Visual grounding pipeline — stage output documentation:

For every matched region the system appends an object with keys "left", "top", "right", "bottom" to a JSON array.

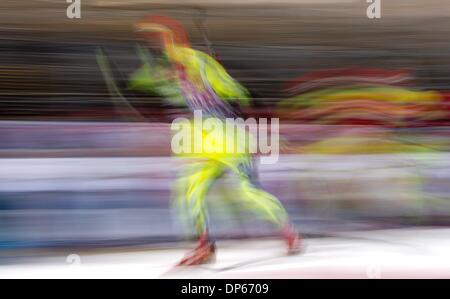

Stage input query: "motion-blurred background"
[{"left": 1, "top": 0, "right": 450, "bottom": 261}]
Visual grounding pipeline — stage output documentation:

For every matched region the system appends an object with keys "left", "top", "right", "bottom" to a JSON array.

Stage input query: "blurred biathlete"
[{"left": 129, "top": 15, "right": 301, "bottom": 266}]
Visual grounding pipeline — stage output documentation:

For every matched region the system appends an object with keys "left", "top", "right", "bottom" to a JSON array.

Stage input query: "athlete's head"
[{"left": 135, "top": 15, "right": 190, "bottom": 50}]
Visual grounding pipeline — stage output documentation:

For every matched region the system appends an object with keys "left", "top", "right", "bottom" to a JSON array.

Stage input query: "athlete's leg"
[
  {"left": 175, "top": 160, "right": 224, "bottom": 235},
  {"left": 230, "top": 158, "right": 301, "bottom": 254},
  {"left": 173, "top": 159, "right": 225, "bottom": 265},
  {"left": 235, "top": 167, "right": 289, "bottom": 227}
]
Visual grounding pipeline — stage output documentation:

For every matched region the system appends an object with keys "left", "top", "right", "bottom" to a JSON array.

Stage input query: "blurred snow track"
[{"left": 1, "top": 228, "right": 450, "bottom": 279}]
